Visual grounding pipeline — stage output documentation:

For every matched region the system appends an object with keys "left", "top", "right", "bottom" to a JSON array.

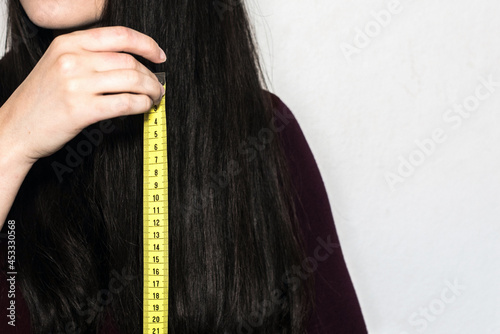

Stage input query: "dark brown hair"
[{"left": 0, "top": 0, "right": 313, "bottom": 332}]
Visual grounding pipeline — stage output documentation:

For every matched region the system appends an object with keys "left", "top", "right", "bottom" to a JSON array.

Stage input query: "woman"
[{"left": 0, "top": 0, "right": 367, "bottom": 333}]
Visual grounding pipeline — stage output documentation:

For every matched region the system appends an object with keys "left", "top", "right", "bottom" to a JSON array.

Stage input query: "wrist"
[{"left": 0, "top": 105, "right": 36, "bottom": 174}]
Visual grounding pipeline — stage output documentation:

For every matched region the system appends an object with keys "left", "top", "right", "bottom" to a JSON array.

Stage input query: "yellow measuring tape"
[{"left": 143, "top": 72, "right": 168, "bottom": 334}]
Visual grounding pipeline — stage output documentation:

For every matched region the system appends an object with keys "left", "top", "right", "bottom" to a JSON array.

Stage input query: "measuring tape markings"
[{"left": 143, "top": 72, "right": 168, "bottom": 334}]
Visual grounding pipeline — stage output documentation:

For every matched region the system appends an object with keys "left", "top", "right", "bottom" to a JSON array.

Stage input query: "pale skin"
[{"left": 0, "top": 1, "right": 167, "bottom": 229}]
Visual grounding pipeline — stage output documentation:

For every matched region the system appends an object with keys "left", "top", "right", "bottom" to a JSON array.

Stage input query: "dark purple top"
[
  {"left": 270, "top": 93, "right": 366, "bottom": 333},
  {"left": 0, "top": 93, "right": 367, "bottom": 333}
]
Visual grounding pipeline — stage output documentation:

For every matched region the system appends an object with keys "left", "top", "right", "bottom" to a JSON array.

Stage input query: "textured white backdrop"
[{"left": 2, "top": 1, "right": 500, "bottom": 333}]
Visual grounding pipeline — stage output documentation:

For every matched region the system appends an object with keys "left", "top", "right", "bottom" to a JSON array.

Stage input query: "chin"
[
  {"left": 23, "top": 4, "right": 100, "bottom": 31},
  {"left": 32, "top": 17, "right": 97, "bottom": 30}
]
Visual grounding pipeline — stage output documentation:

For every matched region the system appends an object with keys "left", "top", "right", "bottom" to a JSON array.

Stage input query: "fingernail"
[
  {"left": 160, "top": 83, "right": 165, "bottom": 96},
  {"left": 159, "top": 48, "right": 167, "bottom": 62}
]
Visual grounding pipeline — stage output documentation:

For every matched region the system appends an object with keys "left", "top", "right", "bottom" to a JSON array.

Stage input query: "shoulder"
[
  {"left": 266, "top": 91, "right": 328, "bottom": 231},
  {"left": 266, "top": 91, "right": 314, "bottom": 179},
  {"left": 265, "top": 90, "right": 323, "bottom": 196}
]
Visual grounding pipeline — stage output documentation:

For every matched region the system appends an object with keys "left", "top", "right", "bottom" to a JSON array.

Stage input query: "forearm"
[
  {"left": 0, "top": 107, "right": 34, "bottom": 229},
  {"left": 0, "top": 153, "right": 33, "bottom": 230}
]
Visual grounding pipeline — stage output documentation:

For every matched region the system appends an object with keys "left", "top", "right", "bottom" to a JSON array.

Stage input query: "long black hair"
[{"left": 1, "top": 0, "right": 313, "bottom": 332}]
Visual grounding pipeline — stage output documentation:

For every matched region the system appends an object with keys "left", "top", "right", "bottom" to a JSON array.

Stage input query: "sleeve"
[{"left": 269, "top": 92, "right": 367, "bottom": 334}]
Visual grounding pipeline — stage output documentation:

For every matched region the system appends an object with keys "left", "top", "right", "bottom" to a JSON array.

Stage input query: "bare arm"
[
  {"left": 0, "top": 26, "right": 167, "bottom": 229},
  {"left": 0, "top": 104, "right": 34, "bottom": 228}
]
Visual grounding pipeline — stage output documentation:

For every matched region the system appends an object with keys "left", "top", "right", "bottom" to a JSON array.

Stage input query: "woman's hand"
[
  {"left": 0, "top": 25, "right": 166, "bottom": 226},
  {"left": 0, "top": 25, "right": 166, "bottom": 165}
]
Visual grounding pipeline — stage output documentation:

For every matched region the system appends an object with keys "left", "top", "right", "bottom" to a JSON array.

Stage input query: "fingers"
[
  {"left": 68, "top": 26, "right": 167, "bottom": 64},
  {"left": 92, "top": 93, "right": 157, "bottom": 122},
  {"left": 89, "top": 51, "right": 154, "bottom": 77},
  {"left": 44, "top": 26, "right": 166, "bottom": 127},
  {"left": 88, "top": 69, "right": 164, "bottom": 103}
]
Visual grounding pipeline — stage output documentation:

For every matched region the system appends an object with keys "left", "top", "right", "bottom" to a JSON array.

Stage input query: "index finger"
[{"left": 70, "top": 26, "right": 166, "bottom": 63}]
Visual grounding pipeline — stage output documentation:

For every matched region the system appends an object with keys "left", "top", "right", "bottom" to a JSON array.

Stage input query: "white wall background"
[
  {"left": 2, "top": 1, "right": 500, "bottom": 333},
  {"left": 247, "top": 1, "right": 500, "bottom": 333},
  {"left": 0, "top": 1, "right": 6, "bottom": 53}
]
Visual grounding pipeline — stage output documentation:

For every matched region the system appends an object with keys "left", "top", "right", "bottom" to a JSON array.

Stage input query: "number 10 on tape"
[{"left": 143, "top": 72, "right": 168, "bottom": 334}]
